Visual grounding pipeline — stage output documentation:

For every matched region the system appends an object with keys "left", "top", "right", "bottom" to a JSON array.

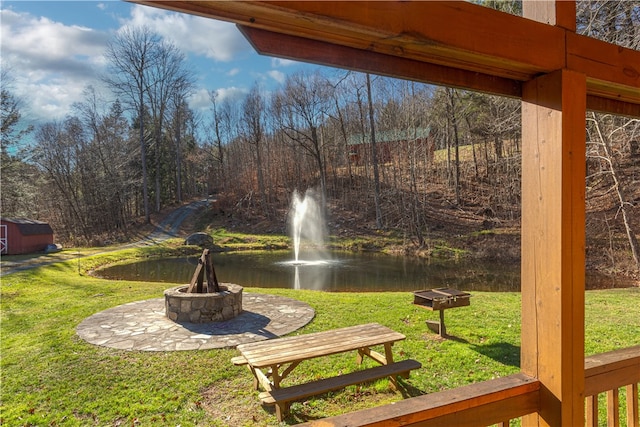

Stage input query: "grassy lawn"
[{"left": 2, "top": 246, "right": 639, "bottom": 426}]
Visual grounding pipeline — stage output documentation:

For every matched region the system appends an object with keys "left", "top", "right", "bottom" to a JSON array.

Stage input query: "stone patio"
[{"left": 76, "top": 293, "right": 315, "bottom": 351}]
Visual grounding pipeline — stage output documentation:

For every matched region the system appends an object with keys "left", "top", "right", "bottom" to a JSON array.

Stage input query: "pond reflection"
[{"left": 94, "top": 250, "right": 630, "bottom": 292}]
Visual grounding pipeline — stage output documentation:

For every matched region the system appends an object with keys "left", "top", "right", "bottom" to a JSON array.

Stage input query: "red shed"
[{"left": 0, "top": 218, "right": 54, "bottom": 255}]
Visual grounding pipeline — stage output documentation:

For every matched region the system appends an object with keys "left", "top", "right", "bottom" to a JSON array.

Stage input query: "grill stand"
[
  {"left": 427, "top": 310, "right": 448, "bottom": 337},
  {"left": 413, "top": 288, "right": 471, "bottom": 338}
]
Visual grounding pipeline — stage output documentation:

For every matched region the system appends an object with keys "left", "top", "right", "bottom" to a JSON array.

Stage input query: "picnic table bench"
[{"left": 232, "top": 323, "right": 421, "bottom": 421}]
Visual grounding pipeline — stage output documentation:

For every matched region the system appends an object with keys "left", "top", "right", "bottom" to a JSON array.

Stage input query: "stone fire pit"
[
  {"left": 164, "top": 248, "right": 243, "bottom": 323},
  {"left": 164, "top": 283, "right": 243, "bottom": 323}
]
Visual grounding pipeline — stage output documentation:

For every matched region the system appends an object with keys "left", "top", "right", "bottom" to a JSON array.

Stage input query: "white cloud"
[
  {"left": 0, "top": 3, "right": 289, "bottom": 131},
  {"left": 189, "top": 88, "right": 213, "bottom": 113},
  {"left": 267, "top": 70, "right": 286, "bottom": 84},
  {"left": 1, "top": 8, "right": 110, "bottom": 122},
  {"left": 124, "top": 5, "right": 251, "bottom": 62},
  {"left": 271, "top": 58, "right": 300, "bottom": 68},
  {"left": 215, "top": 86, "right": 247, "bottom": 102}
]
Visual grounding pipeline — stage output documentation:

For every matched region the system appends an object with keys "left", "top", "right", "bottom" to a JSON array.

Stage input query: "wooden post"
[
  {"left": 586, "top": 395, "right": 598, "bottom": 427},
  {"left": 521, "top": 69, "right": 586, "bottom": 426},
  {"left": 522, "top": 0, "right": 576, "bottom": 31},
  {"left": 196, "top": 256, "right": 205, "bottom": 293},
  {"left": 188, "top": 249, "right": 220, "bottom": 293},
  {"left": 205, "top": 250, "right": 221, "bottom": 293},
  {"left": 626, "top": 383, "right": 639, "bottom": 427},
  {"left": 187, "top": 251, "right": 206, "bottom": 293},
  {"left": 439, "top": 309, "right": 446, "bottom": 338}
]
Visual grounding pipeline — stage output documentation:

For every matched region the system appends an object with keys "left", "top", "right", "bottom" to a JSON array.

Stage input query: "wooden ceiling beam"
[
  {"left": 134, "top": 0, "right": 563, "bottom": 80},
  {"left": 568, "top": 33, "right": 640, "bottom": 105},
  {"left": 131, "top": 0, "right": 640, "bottom": 115},
  {"left": 238, "top": 26, "right": 523, "bottom": 98},
  {"left": 586, "top": 96, "right": 640, "bottom": 118},
  {"left": 240, "top": 26, "right": 640, "bottom": 118}
]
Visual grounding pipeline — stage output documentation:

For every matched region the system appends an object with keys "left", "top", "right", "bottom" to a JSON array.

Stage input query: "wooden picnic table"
[{"left": 233, "top": 322, "right": 421, "bottom": 421}]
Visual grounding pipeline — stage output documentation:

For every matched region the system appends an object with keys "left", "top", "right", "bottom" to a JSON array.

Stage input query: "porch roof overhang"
[
  {"left": 131, "top": 0, "right": 639, "bottom": 117},
  {"left": 126, "top": 2, "right": 639, "bottom": 425}
]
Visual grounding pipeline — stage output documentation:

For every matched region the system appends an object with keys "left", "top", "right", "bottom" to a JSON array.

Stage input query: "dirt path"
[
  {"left": 121, "top": 198, "right": 210, "bottom": 248},
  {"left": 0, "top": 199, "right": 210, "bottom": 277}
]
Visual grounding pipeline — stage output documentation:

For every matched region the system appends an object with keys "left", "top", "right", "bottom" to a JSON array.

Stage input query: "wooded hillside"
[{"left": 1, "top": 1, "right": 638, "bottom": 277}]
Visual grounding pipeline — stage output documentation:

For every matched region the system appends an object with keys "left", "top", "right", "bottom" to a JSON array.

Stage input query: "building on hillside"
[
  {"left": 0, "top": 218, "right": 54, "bottom": 255},
  {"left": 347, "top": 127, "right": 435, "bottom": 166}
]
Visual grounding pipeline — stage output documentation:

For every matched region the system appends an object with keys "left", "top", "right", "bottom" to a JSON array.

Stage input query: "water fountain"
[
  {"left": 290, "top": 189, "right": 328, "bottom": 264},
  {"left": 288, "top": 189, "right": 330, "bottom": 289}
]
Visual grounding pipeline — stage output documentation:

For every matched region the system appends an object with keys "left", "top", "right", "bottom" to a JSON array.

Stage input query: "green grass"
[
  {"left": 209, "top": 228, "right": 290, "bottom": 250},
  {"left": 1, "top": 247, "right": 639, "bottom": 426}
]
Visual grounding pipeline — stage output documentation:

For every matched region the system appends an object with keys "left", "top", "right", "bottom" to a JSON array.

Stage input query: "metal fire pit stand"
[{"left": 413, "top": 288, "right": 471, "bottom": 337}]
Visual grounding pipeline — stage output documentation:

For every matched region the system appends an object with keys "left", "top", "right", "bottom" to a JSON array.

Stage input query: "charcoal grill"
[{"left": 413, "top": 288, "right": 471, "bottom": 337}]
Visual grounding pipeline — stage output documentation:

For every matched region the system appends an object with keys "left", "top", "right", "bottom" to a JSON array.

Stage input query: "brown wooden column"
[
  {"left": 521, "top": 69, "right": 586, "bottom": 426},
  {"left": 522, "top": 0, "right": 576, "bottom": 30}
]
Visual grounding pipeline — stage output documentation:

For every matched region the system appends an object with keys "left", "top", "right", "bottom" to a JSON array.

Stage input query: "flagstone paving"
[{"left": 77, "top": 293, "right": 315, "bottom": 351}]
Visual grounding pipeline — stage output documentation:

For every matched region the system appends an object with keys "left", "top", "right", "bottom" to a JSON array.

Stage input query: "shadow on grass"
[
  {"left": 396, "top": 376, "right": 427, "bottom": 398},
  {"left": 270, "top": 376, "right": 427, "bottom": 424},
  {"left": 472, "top": 342, "right": 520, "bottom": 367},
  {"left": 433, "top": 334, "right": 520, "bottom": 368}
]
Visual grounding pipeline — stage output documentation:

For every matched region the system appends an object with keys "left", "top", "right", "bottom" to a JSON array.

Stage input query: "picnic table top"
[{"left": 236, "top": 323, "right": 405, "bottom": 368}]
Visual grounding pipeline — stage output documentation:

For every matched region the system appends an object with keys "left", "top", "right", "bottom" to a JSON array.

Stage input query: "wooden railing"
[
  {"left": 584, "top": 346, "right": 640, "bottom": 427},
  {"left": 302, "top": 345, "right": 640, "bottom": 427},
  {"left": 301, "top": 373, "right": 540, "bottom": 426}
]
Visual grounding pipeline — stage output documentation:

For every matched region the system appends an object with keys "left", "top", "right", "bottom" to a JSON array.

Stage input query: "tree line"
[{"left": 1, "top": 1, "right": 638, "bottom": 271}]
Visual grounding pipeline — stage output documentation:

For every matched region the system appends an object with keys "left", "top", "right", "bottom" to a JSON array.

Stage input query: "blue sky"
[{"left": 1, "top": 1, "right": 316, "bottom": 129}]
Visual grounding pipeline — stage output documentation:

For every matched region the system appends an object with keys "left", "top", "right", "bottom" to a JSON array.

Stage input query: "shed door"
[{"left": 0, "top": 224, "right": 7, "bottom": 254}]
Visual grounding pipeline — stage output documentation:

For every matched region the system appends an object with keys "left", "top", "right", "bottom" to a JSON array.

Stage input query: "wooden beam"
[
  {"left": 587, "top": 95, "right": 640, "bottom": 118},
  {"left": 241, "top": 25, "right": 640, "bottom": 115},
  {"left": 568, "top": 32, "right": 640, "bottom": 105},
  {"left": 522, "top": 0, "right": 576, "bottom": 31},
  {"left": 521, "top": 69, "right": 586, "bottom": 426},
  {"left": 131, "top": 0, "right": 640, "bottom": 114},
  {"left": 239, "top": 26, "right": 522, "bottom": 98},
  {"left": 584, "top": 345, "right": 640, "bottom": 396},
  {"left": 133, "top": 1, "right": 565, "bottom": 80},
  {"left": 299, "top": 373, "right": 540, "bottom": 427}
]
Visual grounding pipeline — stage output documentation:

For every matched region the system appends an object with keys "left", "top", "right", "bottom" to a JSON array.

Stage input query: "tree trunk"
[
  {"left": 139, "top": 98, "right": 150, "bottom": 224},
  {"left": 366, "top": 73, "right": 383, "bottom": 229},
  {"left": 446, "top": 88, "right": 461, "bottom": 206},
  {"left": 175, "top": 107, "right": 182, "bottom": 203}
]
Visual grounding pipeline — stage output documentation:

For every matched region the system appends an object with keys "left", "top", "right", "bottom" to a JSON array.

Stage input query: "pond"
[{"left": 94, "top": 250, "right": 630, "bottom": 292}]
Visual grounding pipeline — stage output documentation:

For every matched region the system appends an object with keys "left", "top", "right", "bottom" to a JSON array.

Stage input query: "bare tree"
[
  {"left": 1, "top": 69, "right": 38, "bottom": 218},
  {"left": 1, "top": 69, "right": 33, "bottom": 150},
  {"left": 579, "top": 0, "right": 640, "bottom": 271},
  {"left": 587, "top": 113, "right": 640, "bottom": 268},
  {"left": 365, "top": 73, "right": 383, "bottom": 229},
  {"left": 241, "top": 84, "right": 267, "bottom": 209},
  {"left": 103, "top": 26, "right": 160, "bottom": 223},
  {"left": 169, "top": 95, "right": 193, "bottom": 203},
  {"left": 445, "top": 88, "right": 462, "bottom": 205},
  {"left": 144, "top": 39, "right": 194, "bottom": 211},
  {"left": 208, "top": 90, "right": 226, "bottom": 192},
  {"left": 274, "top": 70, "right": 335, "bottom": 205},
  {"left": 32, "top": 119, "right": 90, "bottom": 240},
  {"left": 577, "top": 0, "right": 640, "bottom": 47}
]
